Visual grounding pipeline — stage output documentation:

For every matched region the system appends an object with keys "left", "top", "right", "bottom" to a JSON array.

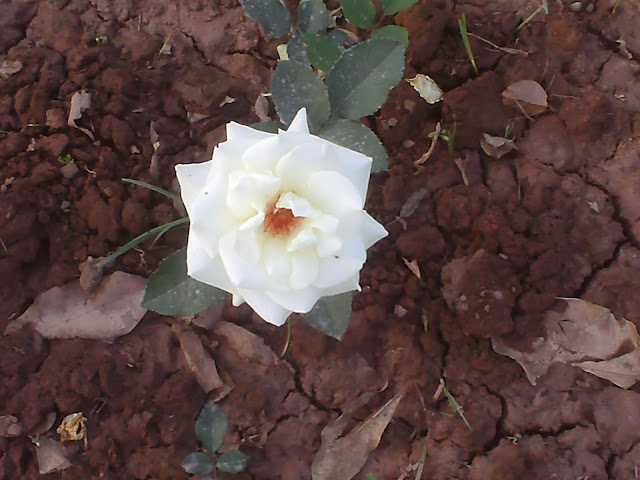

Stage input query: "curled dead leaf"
[
  {"left": 57, "top": 413, "right": 86, "bottom": 441},
  {"left": 311, "top": 393, "right": 404, "bottom": 480},
  {"left": 173, "top": 325, "right": 225, "bottom": 393},
  {"left": 480, "top": 133, "right": 516, "bottom": 158},
  {"left": 407, "top": 74, "right": 444, "bottom": 104},
  {"left": 67, "top": 90, "right": 95, "bottom": 140},
  {"left": 492, "top": 298, "right": 640, "bottom": 388},
  {"left": 502, "top": 80, "right": 547, "bottom": 116}
]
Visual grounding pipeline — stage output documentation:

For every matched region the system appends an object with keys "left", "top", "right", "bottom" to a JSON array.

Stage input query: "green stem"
[{"left": 97, "top": 217, "right": 189, "bottom": 269}]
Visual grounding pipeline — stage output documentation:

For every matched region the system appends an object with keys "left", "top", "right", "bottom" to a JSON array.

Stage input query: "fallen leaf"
[
  {"left": 149, "top": 121, "right": 160, "bottom": 179},
  {"left": 492, "top": 298, "right": 640, "bottom": 388},
  {"left": 32, "top": 436, "right": 71, "bottom": 474},
  {"left": 56, "top": 413, "right": 86, "bottom": 441},
  {"left": 0, "top": 59, "right": 23, "bottom": 79},
  {"left": 7, "top": 272, "right": 147, "bottom": 340},
  {"left": 255, "top": 94, "right": 270, "bottom": 122},
  {"left": 311, "top": 393, "right": 404, "bottom": 480},
  {"left": 407, "top": 74, "right": 444, "bottom": 104},
  {"left": 502, "top": 80, "right": 547, "bottom": 116},
  {"left": 67, "top": 90, "right": 95, "bottom": 140},
  {"left": 480, "top": 133, "right": 516, "bottom": 158},
  {"left": 399, "top": 188, "right": 429, "bottom": 218},
  {"left": 403, "top": 258, "right": 422, "bottom": 279},
  {"left": 173, "top": 325, "right": 225, "bottom": 393},
  {"left": 78, "top": 256, "right": 104, "bottom": 295},
  {"left": 212, "top": 320, "right": 277, "bottom": 367}
]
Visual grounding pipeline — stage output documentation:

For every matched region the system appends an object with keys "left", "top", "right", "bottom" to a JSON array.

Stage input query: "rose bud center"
[{"left": 263, "top": 202, "right": 302, "bottom": 238}]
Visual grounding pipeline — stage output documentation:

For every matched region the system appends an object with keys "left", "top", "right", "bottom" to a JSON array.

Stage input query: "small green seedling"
[
  {"left": 458, "top": 14, "right": 479, "bottom": 75},
  {"left": 515, "top": 0, "right": 548, "bottom": 33},
  {"left": 181, "top": 401, "right": 249, "bottom": 478},
  {"left": 364, "top": 475, "right": 377, "bottom": 480},
  {"left": 57, "top": 153, "right": 75, "bottom": 165},
  {"left": 428, "top": 122, "right": 457, "bottom": 156},
  {"left": 439, "top": 378, "right": 471, "bottom": 430},
  {"left": 95, "top": 36, "right": 108, "bottom": 44}
]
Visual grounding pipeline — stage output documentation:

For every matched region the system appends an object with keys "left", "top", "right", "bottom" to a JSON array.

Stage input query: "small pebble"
[{"left": 570, "top": 1, "right": 582, "bottom": 11}]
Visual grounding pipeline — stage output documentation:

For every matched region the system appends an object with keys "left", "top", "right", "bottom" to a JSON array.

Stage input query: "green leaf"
[
  {"left": 299, "top": 0, "right": 332, "bottom": 34},
  {"left": 181, "top": 452, "right": 214, "bottom": 475},
  {"left": 340, "top": 0, "right": 376, "bottom": 29},
  {"left": 371, "top": 25, "right": 409, "bottom": 49},
  {"left": 325, "top": 29, "right": 354, "bottom": 51},
  {"left": 304, "top": 292, "right": 353, "bottom": 339},
  {"left": 327, "top": 39, "right": 405, "bottom": 119},
  {"left": 318, "top": 119, "right": 387, "bottom": 172},
  {"left": 381, "top": 0, "right": 419, "bottom": 15},
  {"left": 142, "top": 248, "right": 227, "bottom": 317},
  {"left": 251, "top": 120, "right": 286, "bottom": 133},
  {"left": 301, "top": 33, "right": 342, "bottom": 72},
  {"left": 239, "top": 0, "right": 292, "bottom": 37},
  {"left": 196, "top": 401, "right": 228, "bottom": 453},
  {"left": 271, "top": 60, "right": 330, "bottom": 132},
  {"left": 216, "top": 450, "right": 250, "bottom": 473},
  {"left": 286, "top": 37, "right": 310, "bottom": 64}
]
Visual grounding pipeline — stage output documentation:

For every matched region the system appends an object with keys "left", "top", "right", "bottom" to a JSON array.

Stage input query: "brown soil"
[{"left": 2, "top": 0, "right": 640, "bottom": 478}]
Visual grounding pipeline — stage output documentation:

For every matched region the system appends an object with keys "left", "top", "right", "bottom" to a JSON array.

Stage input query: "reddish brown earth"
[{"left": 2, "top": 0, "right": 640, "bottom": 478}]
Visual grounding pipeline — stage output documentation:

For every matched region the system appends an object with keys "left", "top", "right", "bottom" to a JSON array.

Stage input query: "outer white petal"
[
  {"left": 227, "top": 121, "right": 274, "bottom": 142},
  {"left": 268, "top": 286, "right": 321, "bottom": 313},
  {"left": 186, "top": 233, "right": 235, "bottom": 293},
  {"left": 278, "top": 134, "right": 372, "bottom": 198},
  {"left": 219, "top": 231, "right": 270, "bottom": 289},
  {"left": 238, "top": 289, "right": 291, "bottom": 326},
  {"left": 289, "top": 252, "right": 319, "bottom": 289},
  {"left": 304, "top": 171, "right": 364, "bottom": 214},
  {"left": 320, "top": 275, "right": 361, "bottom": 296},
  {"left": 287, "top": 108, "right": 310, "bottom": 134},
  {"left": 315, "top": 256, "right": 363, "bottom": 288},
  {"left": 241, "top": 135, "right": 287, "bottom": 173},
  {"left": 361, "top": 212, "right": 388, "bottom": 248},
  {"left": 175, "top": 161, "right": 214, "bottom": 215}
]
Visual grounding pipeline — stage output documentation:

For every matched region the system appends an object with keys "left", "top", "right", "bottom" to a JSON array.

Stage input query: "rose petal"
[
  {"left": 238, "top": 289, "right": 291, "bottom": 326},
  {"left": 175, "top": 161, "right": 214, "bottom": 213},
  {"left": 241, "top": 135, "right": 286, "bottom": 173},
  {"left": 290, "top": 252, "right": 319, "bottom": 289},
  {"left": 186, "top": 235, "right": 235, "bottom": 293},
  {"left": 288, "top": 229, "right": 317, "bottom": 252},
  {"left": 268, "top": 286, "right": 321, "bottom": 313},
  {"left": 287, "top": 108, "right": 310, "bottom": 134},
  {"left": 304, "top": 171, "right": 364, "bottom": 214},
  {"left": 315, "top": 256, "right": 362, "bottom": 288},
  {"left": 277, "top": 192, "right": 316, "bottom": 218},
  {"left": 361, "top": 212, "right": 388, "bottom": 248},
  {"left": 278, "top": 134, "right": 372, "bottom": 198},
  {"left": 262, "top": 237, "right": 292, "bottom": 281},
  {"left": 219, "top": 231, "right": 269, "bottom": 289},
  {"left": 320, "top": 276, "right": 361, "bottom": 296},
  {"left": 227, "top": 171, "right": 280, "bottom": 218},
  {"left": 227, "top": 121, "right": 274, "bottom": 142}
]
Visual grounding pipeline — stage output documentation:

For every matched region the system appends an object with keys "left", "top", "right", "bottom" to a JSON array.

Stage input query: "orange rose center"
[{"left": 263, "top": 202, "right": 302, "bottom": 237}]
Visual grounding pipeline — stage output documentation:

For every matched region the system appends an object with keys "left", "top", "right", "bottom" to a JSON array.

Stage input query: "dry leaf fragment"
[
  {"left": 407, "top": 74, "right": 444, "bottom": 104},
  {"left": 403, "top": 258, "right": 422, "bottom": 279},
  {"left": 211, "top": 320, "right": 277, "bottom": 367},
  {"left": 492, "top": 298, "right": 640, "bottom": 388},
  {"left": 311, "top": 393, "right": 404, "bottom": 480},
  {"left": 502, "top": 80, "right": 547, "bottom": 116},
  {"left": 67, "top": 90, "right": 95, "bottom": 140},
  {"left": 255, "top": 94, "right": 271, "bottom": 122},
  {"left": 480, "top": 133, "right": 516, "bottom": 158},
  {"left": 7, "top": 272, "right": 147, "bottom": 340},
  {"left": 399, "top": 188, "right": 429, "bottom": 218},
  {"left": 32, "top": 436, "right": 71, "bottom": 474},
  {"left": 0, "top": 59, "right": 23, "bottom": 79},
  {"left": 149, "top": 121, "right": 160, "bottom": 179},
  {"left": 57, "top": 413, "right": 86, "bottom": 441},
  {"left": 173, "top": 325, "right": 225, "bottom": 393}
]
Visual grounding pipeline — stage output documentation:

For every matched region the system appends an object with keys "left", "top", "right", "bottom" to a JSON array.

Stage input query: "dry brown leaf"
[
  {"left": 480, "top": 133, "right": 516, "bottom": 158},
  {"left": 7, "top": 272, "right": 147, "bottom": 340},
  {"left": 311, "top": 393, "right": 404, "bottom": 480},
  {"left": 403, "top": 258, "right": 422, "bottom": 279},
  {"left": 502, "top": 80, "right": 547, "bottom": 116},
  {"left": 211, "top": 320, "right": 277, "bottom": 367},
  {"left": 492, "top": 298, "right": 640, "bottom": 388},
  {"left": 407, "top": 74, "right": 443, "bottom": 104},
  {"left": 173, "top": 325, "right": 225, "bottom": 393},
  {"left": 56, "top": 413, "right": 86, "bottom": 442},
  {"left": 67, "top": 90, "right": 95, "bottom": 140},
  {"left": 32, "top": 436, "right": 71, "bottom": 474}
]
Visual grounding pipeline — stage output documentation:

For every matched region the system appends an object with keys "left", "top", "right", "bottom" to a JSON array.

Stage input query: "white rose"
[{"left": 175, "top": 108, "right": 387, "bottom": 326}]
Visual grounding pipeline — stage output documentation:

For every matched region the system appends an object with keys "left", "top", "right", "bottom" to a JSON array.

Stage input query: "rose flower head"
[{"left": 175, "top": 109, "right": 387, "bottom": 326}]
